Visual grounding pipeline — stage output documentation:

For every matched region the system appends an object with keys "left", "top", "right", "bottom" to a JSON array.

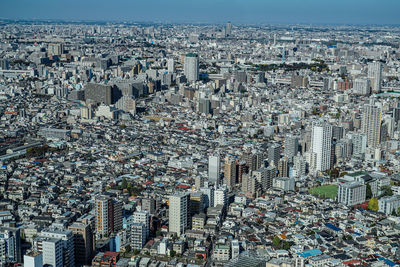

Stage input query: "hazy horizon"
[{"left": 1, "top": 0, "right": 400, "bottom": 26}]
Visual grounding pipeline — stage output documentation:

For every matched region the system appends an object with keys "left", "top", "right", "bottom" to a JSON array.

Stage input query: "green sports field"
[{"left": 308, "top": 185, "right": 338, "bottom": 199}]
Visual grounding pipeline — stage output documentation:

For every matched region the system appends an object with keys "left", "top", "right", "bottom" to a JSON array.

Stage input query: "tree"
[
  {"left": 282, "top": 241, "right": 291, "bottom": 250},
  {"left": 133, "top": 249, "right": 140, "bottom": 255},
  {"left": 391, "top": 209, "right": 397, "bottom": 216},
  {"left": 398, "top": 207, "right": 400, "bottom": 216},
  {"left": 272, "top": 236, "right": 281, "bottom": 248},
  {"left": 366, "top": 184, "right": 373, "bottom": 199},
  {"left": 380, "top": 186, "right": 393, "bottom": 197},
  {"left": 368, "top": 198, "right": 379, "bottom": 211},
  {"left": 170, "top": 250, "right": 176, "bottom": 258},
  {"left": 121, "top": 178, "right": 128, "bottom": 189}
]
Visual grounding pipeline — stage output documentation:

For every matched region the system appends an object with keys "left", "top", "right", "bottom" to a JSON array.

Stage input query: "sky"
[{"left": 1, "top": 0, "right": 399, "bottom": 25}]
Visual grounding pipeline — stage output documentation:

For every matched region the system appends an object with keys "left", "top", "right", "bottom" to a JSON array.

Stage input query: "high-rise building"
[
  {"left": 214, "top": 188, "right": 227, "bottom": 208},
  {"left": 361, "top": 104, "right": 382, "bottom": 148},
  {"left": 224, "top": 156, "right": 237, "bottom": 188},
  {"left": 252, "top": 166, "right": 276, "bottom": 191},
  {"left": 184, "top": 53, "right": 199, "bottom": 82},
  {"left": 311, "top": 122, "right": 333, "bottom": 172},
  {"left": 353, "top": 78, "right": 371, "bottom": 95},
  {"left": 168, "top": 193, "right": 189, "bottom": 237},
  {"left": 236, "top": 160, "right": 247, "bottom": 184},
  {"left": 39, "top": 230, "right": 74, "bottom": 267},
  {"left": 284, "top": 136, "right": 299, "bottom": 161},
  {"left": 167, "top": 58, "right": 175, "bottom": 73},
  {"left": 68, "top": 223, "right": 94, "bottom": 266},
  {"left": 133, "top": 211, "right": 150, "bottom": 239},
  {"left": 241, "top": 174, "right": 261, "bottom": 198},
  {"left": 351, "top": 133, "right": 367, "bottom": 158},
  {"left": 0, "top": 227, "right": 21, "bottom": 264},
  {"left": 95, "top": 195, "right": 122, "bottom": 239},
  {"left": 84, "top": 83, "right": 121, "bottom": 105},
  {"left": 24, "top": 251, "right": 43, "bottom": 267},
  {"left": 131, "top": 223, "right": 147, "bottom": 249},
  {"left": 141, "top": 198, "right": 156, "bottom": 215},
  {"left": 268, "top": 144, "right": 281, "bottom": 167},
  {"left": 200, "top": 187, "right": 214, "bottom": 208},
  {"left": 368, "top": 62, "right": 382, "bottom": 93},
  {"left": 293, "top": 155, "right": 306, "bottom": 177},
  {"left": 195, "top": 176, "right": 205, "bottom": 189},
  {"left": 198, "top": 98, "right": 212, "bottom": 115},
  {"left": 42, "top": 238, "right": 63, "bottom": 267},
  {"left": 95, "top": 196, "right": 113, "bottom": 238},
  {"left": 226, "top": 22, "right": 232, "bottom": 37},
  {"left": 208, "top": 154, "right": 221, "bottom": 184},
  {"left": 190, "top": 192, "right": 204, "bottom": 215},
  {"left": 48, "top": 43, "right": 64, "bottom": 56},
  {"left": 243, "top": 151, "right": 263, "bottom": 172},
  {"left": 0, "top": 58, "right": 9, "bottom": 70},
  {"left": 278, "top": 157, "right": 289, "bottom": 177}
]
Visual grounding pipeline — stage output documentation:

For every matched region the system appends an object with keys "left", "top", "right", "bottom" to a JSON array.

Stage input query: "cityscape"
[{"left": 1, "top": 1, "right": 400, "bottom": 267}]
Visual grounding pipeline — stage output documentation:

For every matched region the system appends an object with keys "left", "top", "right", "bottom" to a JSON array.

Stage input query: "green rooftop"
[{"left": 186, "top": 53, "right": 198, "bottom": 57}]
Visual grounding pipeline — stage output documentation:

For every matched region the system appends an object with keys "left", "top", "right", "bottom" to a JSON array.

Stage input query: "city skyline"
[{"left": 1, "top": 0, "right": 400, "bottom": 25}]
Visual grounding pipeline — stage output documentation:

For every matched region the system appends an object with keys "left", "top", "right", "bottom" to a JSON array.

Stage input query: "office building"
[
  {"left": 184, "top": 53, "right": 199, "bottom": 82},
  {"left": 311, "top": 122, "right": 332, "bottom": 172},
  {"left": 169, "top": 193, "right": 189, "bottom": 236}
]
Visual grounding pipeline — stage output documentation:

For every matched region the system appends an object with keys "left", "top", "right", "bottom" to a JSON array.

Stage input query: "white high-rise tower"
[
  {"left": 168, "top": 193, "right": 189, "bottom": 237},
  {"left": 368, "top": 62, "right": 382, "bottom": 93},
  {"left": 311, "top": 122, "right": 333, "bottom": 172},
  {"left": 184, "top": 53, "right": 199, "bottom": 82},
  {"left": 208, "top": 154, "right": 220, "bottom": 184}
]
